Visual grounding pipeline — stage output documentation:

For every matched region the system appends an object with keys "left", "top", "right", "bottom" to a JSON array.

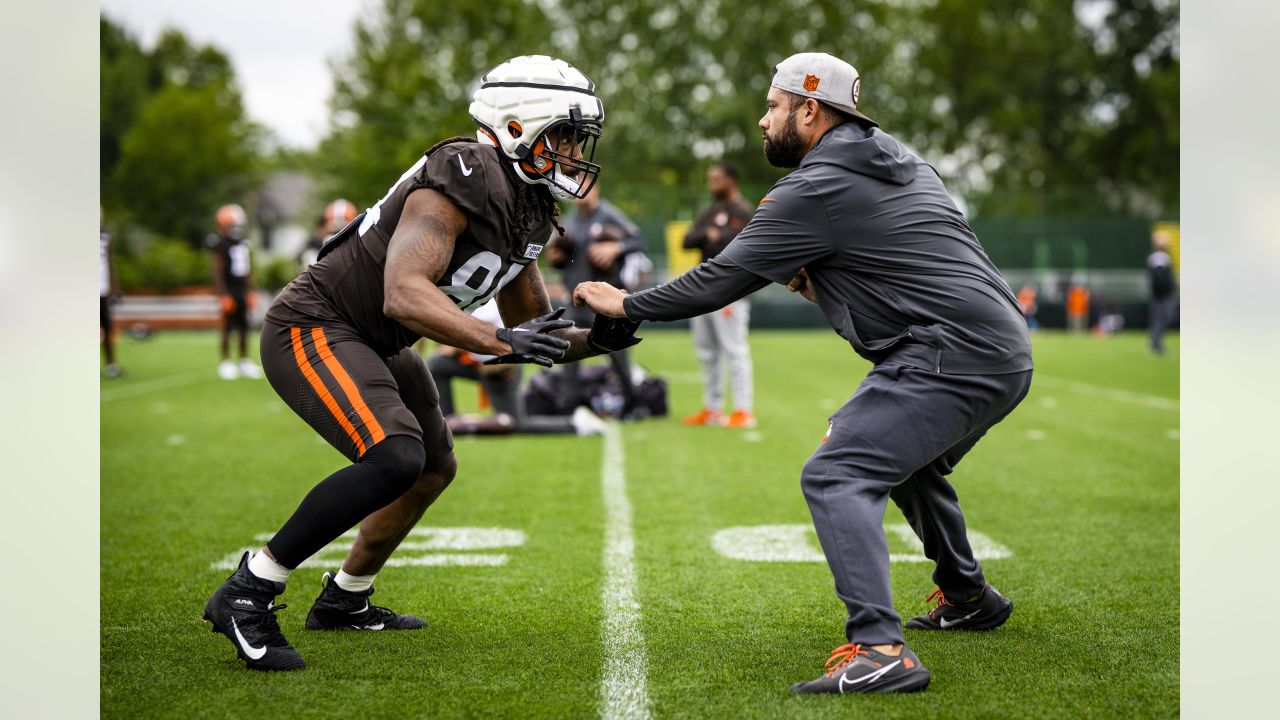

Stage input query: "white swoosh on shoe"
[
  {"left": 838, "top": 660, "right": 901, "bottom": 693},
  {"left": 231, "top": 618, "right": 267, "bottom": 660},
  {"left": 351, "top": 623, "right": 384, "bottom": 630},
  {"left": 939, "top": 610, "right": 980, "bottom": 628},
  {"left": 348, "top": 600, "right": 370, "bottom": 615}
]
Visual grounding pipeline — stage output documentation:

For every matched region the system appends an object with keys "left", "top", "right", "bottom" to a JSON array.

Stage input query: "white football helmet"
[{"left": 470, "top": 55, "right": 604, "bottom": 201}]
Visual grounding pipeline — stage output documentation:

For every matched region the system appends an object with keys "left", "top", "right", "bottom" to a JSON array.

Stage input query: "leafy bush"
[{"left": 117, "top": 237, "right": 211, "bottom": 292}]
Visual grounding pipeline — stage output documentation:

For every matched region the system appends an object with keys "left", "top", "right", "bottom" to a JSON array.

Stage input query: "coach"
[{"left": 575, "top": 52, "right": 1033, "bottom": 694}]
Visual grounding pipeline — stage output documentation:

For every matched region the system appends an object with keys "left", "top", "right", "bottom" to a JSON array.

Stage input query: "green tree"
[
  {"left": 101, "top": 20, "right": 262, "bottom": 242},
  {"left": 315, "top": 0, "right": 557, "bottom": 206},
  {"left": 100, "top": 17, "right": 152, "bottom": 211},
  {"left": 113, "top": 79, "right": 259, "bottom": 241}
]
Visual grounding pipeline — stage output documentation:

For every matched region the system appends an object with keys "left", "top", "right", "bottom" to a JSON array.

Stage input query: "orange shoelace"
[
  {"left": 823, "top": 643, "right": 869, "bottom": 677},
  {"left": 925, "top": 587, "right": 954, "bottom": 617}
]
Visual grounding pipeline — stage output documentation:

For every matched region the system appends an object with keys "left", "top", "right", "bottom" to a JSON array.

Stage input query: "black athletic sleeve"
[
  {"left": 623, "top": 255, "right": 770, "bottom": 322},
  {"left": 717, "top": 175, "right": 832, "bottom": 284}
]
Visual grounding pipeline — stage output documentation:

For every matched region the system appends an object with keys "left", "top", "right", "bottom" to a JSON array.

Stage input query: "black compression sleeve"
[{"left": 623, "top": 255, "right": 771, "bottom": 322}]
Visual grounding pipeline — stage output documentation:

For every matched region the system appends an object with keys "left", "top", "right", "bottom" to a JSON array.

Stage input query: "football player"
[
  {"left": 203, "top": 55, "right": 640, "bottom": 671},
  {"left": 208, "top": 203, "right": 261, "bottom": 379}
]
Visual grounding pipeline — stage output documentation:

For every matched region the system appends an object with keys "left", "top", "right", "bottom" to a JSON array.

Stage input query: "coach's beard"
[{"left": 763, "top": 112, "right": 806, "bottom": 168}]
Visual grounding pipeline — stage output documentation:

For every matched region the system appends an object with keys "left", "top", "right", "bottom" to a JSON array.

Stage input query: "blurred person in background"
[
  {"left": 1065, "top": 283, "right": 1090, "bottom": 334},
  {"left": 300, "top": 199, "right": 358, "bottom": 269},
  {"left": 202, "top": 56, "right": 638, "bottom": 673},
  {"left": 546, "top": 183, "right": 645, "bottom": 417},
  {"left": 1147, "top": 229, "right": 1177, "bottom": 355},
  {"left": 427, "top": 301, "right": 607, "bottom": 436},
  {"left": 681, "top": 162, "right": 756, "bottom": 428},
  {"left": 209, "top": 203, "right": 260, "bottom": 379},
  {"left": 576, "top": 51, "right": 1032, "bottom": 695},
  {"left": 1017, "top": 283, "right": 1038, "bottom": 331},
  {"left": 100, "top": 210, "right": 123, "bottom": 379}
]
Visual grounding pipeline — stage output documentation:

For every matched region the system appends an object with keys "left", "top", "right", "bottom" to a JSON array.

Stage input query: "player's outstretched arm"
[
  {"left": 383, "top": 188, "right": 515, "bottom": 356},
  {"left": 495, "top": 262, "right": 614, "bottom": 363}
]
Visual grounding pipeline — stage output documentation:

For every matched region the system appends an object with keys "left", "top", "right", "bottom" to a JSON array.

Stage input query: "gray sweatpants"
[
  {"left": 801, "top": 363, "right": 1032, "bottom": 645},
  {"left": 689, "top": 298, "right": 753, "bottom": 412}
]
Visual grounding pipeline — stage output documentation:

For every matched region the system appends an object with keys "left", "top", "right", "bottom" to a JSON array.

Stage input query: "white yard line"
[
  {"left": 599, "top": 422, "right": 651, "bottom": 720},
  {"left": 100, "top": 370, "right": 216, "bottom": 403},
  {"left": 1033, "top": 374, "right": 1179, "bottom": 412}
]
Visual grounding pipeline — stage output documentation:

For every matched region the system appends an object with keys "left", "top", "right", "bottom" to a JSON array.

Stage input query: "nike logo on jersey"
[
  {"left": 939, "top": 610, "right": 981, "bottom": 628},
  {"left": 838, "top": 659, "right": 901, "bottom": 693},
  {"left": 458, "top": 155, "right": 474, "bottom": 176},
  {"left": 231, "top": 618, "right": 268, "bottom": 660}
]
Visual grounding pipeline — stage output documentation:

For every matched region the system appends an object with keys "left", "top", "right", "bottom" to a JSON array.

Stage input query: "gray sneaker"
[
  {"left": 905, "top": 583, "right": 1013, "bottom": 631},
  {"left": 790, "top": 643, "right": 930, "bottom": 694}
]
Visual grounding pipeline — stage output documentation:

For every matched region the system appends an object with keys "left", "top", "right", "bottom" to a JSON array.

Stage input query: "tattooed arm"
[
  {"left": 383, "top": 188, "right": 512, "bottom": 355},
  {"left": 495, "top": 261, "right": 600, "bottom": 363}
]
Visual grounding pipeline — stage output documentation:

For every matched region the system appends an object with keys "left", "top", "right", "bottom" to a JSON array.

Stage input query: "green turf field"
[{"left": 101, "top": 329, "right": 1178, "bottom": 718}]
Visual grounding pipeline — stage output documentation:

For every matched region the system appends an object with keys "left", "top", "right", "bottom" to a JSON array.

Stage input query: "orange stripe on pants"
[
  {"left": 290, "top": 327, "right": 367, "bottom": 456},
  {"left": 310, "top": 328, "right": 387, "bottom": 446}
]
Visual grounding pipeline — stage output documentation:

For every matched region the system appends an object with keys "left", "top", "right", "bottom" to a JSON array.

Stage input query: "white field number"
[
  {"left": 710, "top": 523, "right": 1012, "bottom": 563},
  {"left": 211, "top": 527, "right": 526, "bottom": 570}
]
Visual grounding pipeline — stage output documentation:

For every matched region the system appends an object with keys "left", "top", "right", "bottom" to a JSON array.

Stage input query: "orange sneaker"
[
  {"left": 682, "top": 408, "right": 724, "bottom": 426},
  {"left": 723, "top": 410, "right": 757, "bottom": 429}
]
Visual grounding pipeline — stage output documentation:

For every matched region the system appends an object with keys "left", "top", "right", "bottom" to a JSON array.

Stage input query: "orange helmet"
[
  {"left": 323, "top": 199, "right": 358, "bottom": 233},
  {"left": 215, "top": 204, "right": 247, "bottom": 239}
]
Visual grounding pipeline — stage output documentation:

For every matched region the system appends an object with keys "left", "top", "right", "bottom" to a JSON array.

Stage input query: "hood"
[{"left": 801, "top": 122, "right": 917, "bottom": 186}]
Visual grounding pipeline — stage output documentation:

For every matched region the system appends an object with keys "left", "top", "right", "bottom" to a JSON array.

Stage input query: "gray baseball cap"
[{"left": 771, "top": 52, "right": 877, "bottom": 127}]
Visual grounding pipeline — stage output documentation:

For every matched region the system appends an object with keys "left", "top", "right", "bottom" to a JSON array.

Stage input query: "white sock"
[
  {"left": 247, "top": 550, "right": 292, "bottom": 584},
  {"left": 333, "top": 569, "right": 376, "bottom": 593}
]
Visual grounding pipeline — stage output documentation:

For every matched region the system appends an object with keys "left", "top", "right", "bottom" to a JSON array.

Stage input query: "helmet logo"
[{"left": 803, "top": 74, "right": 820, "bottom": 92}]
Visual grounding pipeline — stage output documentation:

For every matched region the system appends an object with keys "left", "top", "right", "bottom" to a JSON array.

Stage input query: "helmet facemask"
[{"left": 514, "top": 115, "right": 601, "bottom": 201}]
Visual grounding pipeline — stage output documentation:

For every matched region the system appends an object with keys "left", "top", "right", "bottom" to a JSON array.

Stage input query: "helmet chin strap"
[{"left": 483, "top": 129, "right": 582, "bottom": 201}]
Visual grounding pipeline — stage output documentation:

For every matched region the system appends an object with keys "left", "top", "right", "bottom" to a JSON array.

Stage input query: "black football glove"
[
  {"left": 485, "top": 308, "right": 574, "bottom": 368},
  {"left": 587, "top": 313, "right": 643, "bottom": 353}
]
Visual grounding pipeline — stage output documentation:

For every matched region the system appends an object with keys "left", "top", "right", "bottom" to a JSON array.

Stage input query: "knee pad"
[{"left": 363, "top": 435, "right": 426, "bottom": 499}]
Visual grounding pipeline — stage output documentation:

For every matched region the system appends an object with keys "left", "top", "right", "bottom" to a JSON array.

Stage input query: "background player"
[
  {"left": 208, "top": 203, "right": 260, "bottom": 379},
  {"left": 202, "top": 55, "right": 639, "bottom": 672},
  {"left": 576, "top": 52, "right": 1032, "bottom": 695},
  {"left": 546, "top": 183, "right": 646, "bottom": 416},
  {"left": 680, "top": 162, "right": 756, "bottom": 428}
]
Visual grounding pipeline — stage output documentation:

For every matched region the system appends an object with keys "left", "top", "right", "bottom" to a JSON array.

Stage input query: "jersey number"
[{"left": 440, "top": 251, "right": 523, "bottom": 311}]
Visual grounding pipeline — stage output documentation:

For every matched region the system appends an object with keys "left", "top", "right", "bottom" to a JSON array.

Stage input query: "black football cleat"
[
  {"left": 790, "top": 643, "right": 931, "bottom": 694},
  {"left": 905, "top": 583, "right": 1013, "bottom": 631},
  {"left": 202, "top": 552, "right": 305, "bottom": 671},
  {"left": 304, "top": 572, "right": 428, "bottom": 631}
]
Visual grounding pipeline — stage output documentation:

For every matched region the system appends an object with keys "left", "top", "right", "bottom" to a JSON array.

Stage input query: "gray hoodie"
[{"left": 625, "top": 122, "right": 1032, "bottom": 375}]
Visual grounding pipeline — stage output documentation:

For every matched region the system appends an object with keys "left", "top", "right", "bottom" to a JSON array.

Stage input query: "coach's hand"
[
  {"left": 573, "top": 281, "right": 628, "bottom": 318},
  {"left": 587, "top": 313, "right": 642, "bottom": 353},
  {"left": 486, "top": 307, "right": 573, "bottom": 368},
  {"left": 787, "top": 268, "right": 818, "bottom": 304}
]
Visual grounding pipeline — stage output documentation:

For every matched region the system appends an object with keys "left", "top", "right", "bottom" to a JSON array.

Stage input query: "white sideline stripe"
[
  {"left": 100, "top": 370, "right": 214, "bottom": 402},
  {"left": 211, "top": 549, "right": 508, "bottom": 570},
  {"left": 250, "top": 527, "right": 527, "bottom": 550},
  {"left": 599, "top": 422, "right": 651, "bottom": 720},
  {"left": 710, "top": 523, "right": 1013, "bottom": 564},
  {"left": 1033, "top": 374, "right": 1178, "bottom": 412},
  {"left": 211, "top": 527, "right": 528, "bottom": 570}
]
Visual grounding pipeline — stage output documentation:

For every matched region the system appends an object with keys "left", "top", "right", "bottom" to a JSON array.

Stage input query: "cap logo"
[
  {"left": 852, "top": 77, "right": 861, "bottom": 104},
  {"left": 803, "top": 74, "right": 820, "bottom": 92}
]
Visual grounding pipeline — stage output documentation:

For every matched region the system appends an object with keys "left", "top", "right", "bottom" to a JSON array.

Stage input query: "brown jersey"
[{"left": 267, "top": 139, "right": 556, "bottom": 357}]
